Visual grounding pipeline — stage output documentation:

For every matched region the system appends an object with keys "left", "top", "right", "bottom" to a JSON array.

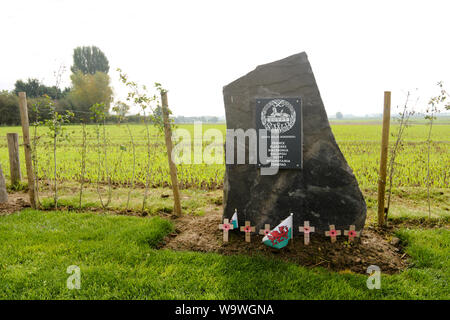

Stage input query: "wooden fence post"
[
  {"left": 0, "top": 164, "right": 8, "bottom": 203},
  {"left": 18, "top": 92, "right": 37, "bottom": 209},
  {"left": 7, "top": 133, "right": 22, "bottom": 186},
  {"left": 377, "top": 91, "right": 391, "bottom": 227},
  {"left": 161, "top": 90, "right": 182, "bottom": 217}
]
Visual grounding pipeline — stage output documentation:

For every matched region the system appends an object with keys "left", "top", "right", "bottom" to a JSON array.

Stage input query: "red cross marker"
[
  {"left": 240, "top": 221, "right": 255, "bottom": 242},
  {"left": 219, "top": 218, "right": 234, "bottom": 242},
  {"left": 299, "top": 221, "right": 315, "bottom": 245},
  {"left": 344, "top": 225, "right": 361, "bottom": 242},
  {"left": 325, "top": 224, "right": 341, "bottom": 243},
  {"left": 259, "top": 224, "right": 271, "bottom": 237}
]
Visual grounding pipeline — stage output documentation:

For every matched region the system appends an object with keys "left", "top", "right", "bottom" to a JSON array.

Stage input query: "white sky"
[{"left": 1, "top": 0, "right": 450, "bottom": 117}]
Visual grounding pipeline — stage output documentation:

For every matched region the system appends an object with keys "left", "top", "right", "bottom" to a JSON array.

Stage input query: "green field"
[
  {"left": 0, "top": 122, "right": 448, "bottom": 300},
  {"left": 0, "top": 123, "right": 448, "bottom": 191},
  {"left": 0, "top": 210, "right": 448, "bottom": 299}
]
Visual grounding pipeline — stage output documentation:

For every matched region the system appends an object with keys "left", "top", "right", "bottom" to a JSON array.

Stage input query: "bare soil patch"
[
  {"left": 0, "top": 191, "right": 30, "bottom": 216},
  {"left": 163, "top": 208, "right": 410, "bottom": 275}
]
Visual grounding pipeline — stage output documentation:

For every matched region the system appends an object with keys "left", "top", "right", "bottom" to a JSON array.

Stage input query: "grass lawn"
[{"left": 0, "top": 210, "right": 448, "bottom": 299}]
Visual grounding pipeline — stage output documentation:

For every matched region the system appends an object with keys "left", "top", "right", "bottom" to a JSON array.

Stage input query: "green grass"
[
  {"left": 362, "top": 187, "right": 450, "bottom": 224},
  {"left": 0, "top": 123, "right": 448, "bottom": 190},
  {"left": 0, "top": 210, "right": 448, "bottom": 299},
  {"left": 35, "top": 182, "right": 218, "bottom": 216}
]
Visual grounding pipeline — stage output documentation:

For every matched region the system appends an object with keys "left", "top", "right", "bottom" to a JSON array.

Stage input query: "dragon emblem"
[{"left": 267, "top": 225, "right": 289, "bottom": 245}]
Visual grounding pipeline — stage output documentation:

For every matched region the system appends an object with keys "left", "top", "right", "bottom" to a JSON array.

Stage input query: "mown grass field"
[
  {"left": 0, "top": 122, "right": 448, "bottom": 190},
  {"left": 0, "top": 210, "right": 448, "bottom": 299}
]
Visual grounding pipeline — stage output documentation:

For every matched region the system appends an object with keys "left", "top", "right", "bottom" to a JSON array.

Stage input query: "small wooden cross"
[
  {"left": 219, "top": 218, "right": 234, "bottom": 242},
  {"left": 299, "top": 221, "right": 315, "bottom": 245},
  {"left": 259, "top": 224, "right": 271, "bottom": 237},
  {"left": 344, "top": 225, "right": 361, "bottom": 242},
  {"left": 325, "top": 224, "right": 341, "bottom": 243},
  {"left": 240, "top": 221, "right": 255, "bottom": 242}
]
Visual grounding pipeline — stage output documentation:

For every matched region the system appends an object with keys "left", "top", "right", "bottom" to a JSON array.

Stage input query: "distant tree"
[
  {"left": 336, "top": 112, "right": 343, "bottom": 119},
  {"left": 14, "top": 79, "right": 40, "bottom": 97},
  {"left": 112, "top": 101, "right": 130, "bottom": 119},
  {"left": 69, "top": 71, "right": 112, "bottom": 121},
  {"left": 153, "top": 105, "right": 163, "bottom": 123},
  {"left": 0, "top": 90, "right": 56, "bottom": 125},
  {"left": 71, "top": 46, "right": 110, "bottom": 75},
  {"left": 14, "top": 78, "right": 62, "bottom": 99},
  {"left": 0, "top": 91, "right": 20, "bottom": 125},
  {"left": 172, "top": 115, "right": 221, "bottom": 124}
]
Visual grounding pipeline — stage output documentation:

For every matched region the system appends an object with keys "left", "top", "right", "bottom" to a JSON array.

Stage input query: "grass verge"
[{"left": 0, "top": 210, "right": 448, "bottom": 299}]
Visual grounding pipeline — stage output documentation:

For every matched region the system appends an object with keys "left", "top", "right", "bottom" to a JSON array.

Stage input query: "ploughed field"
[{"left": 0, "top": 121, "right": 449, "bottom": 190}]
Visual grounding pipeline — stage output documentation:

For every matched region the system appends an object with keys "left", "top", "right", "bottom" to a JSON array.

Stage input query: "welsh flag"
[
  {"left": 230, "top": 209, "right": 239, "bottom": 229},
  {"left": 262, "top": 213, "right": 293, "bottom": 249}
]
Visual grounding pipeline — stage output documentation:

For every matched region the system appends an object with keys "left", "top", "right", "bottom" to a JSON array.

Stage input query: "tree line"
[
  {"left": 0, "top": 46, "right": 225, "bottom": 126},
  {"left": 0, "top": 46, "right": 112, "bottom": 125}
]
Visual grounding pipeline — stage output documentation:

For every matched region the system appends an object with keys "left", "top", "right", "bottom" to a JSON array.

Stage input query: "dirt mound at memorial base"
[{"left": 163, "top": 208, "right": 409, "bottom": 275}]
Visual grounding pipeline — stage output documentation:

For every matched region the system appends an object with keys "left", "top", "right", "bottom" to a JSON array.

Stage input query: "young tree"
[
  {"left": 71, "top": 46, "right": 110, "bottom": 75},
  {"left": 425, "top": 82, "right": 449, "bottom": 218},
  {"left": 117, "top": 68, "right": 166, "bottom": 212},
  {"left": 43, "top": 95, "right": 74, "bottom": 208},
  {"left": 112, "top": 102, "right": 135, "bottom": 210},
  {"left": 78, "top": 122, "right": 88, "bottom": 208},
  {"left": 91, "top": 103, "right": 112, "bottom": 209},
  {"left": 385, "top": 92, "right": 416, "bottom": 221}
]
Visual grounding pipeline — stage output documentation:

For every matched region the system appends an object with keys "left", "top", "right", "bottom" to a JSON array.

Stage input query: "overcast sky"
[{"left": 1, "top": 0, "right": 449, "bottom": 117}]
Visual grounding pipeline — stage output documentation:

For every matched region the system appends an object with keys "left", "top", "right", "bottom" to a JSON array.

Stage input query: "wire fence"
[{"left": 0, "top": 123, "right": 448, "bottom": 193}]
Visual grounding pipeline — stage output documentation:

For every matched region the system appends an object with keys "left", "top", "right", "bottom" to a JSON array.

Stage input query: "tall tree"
[
  {"left": 69, "top": 71, "right": 112, "bottom": 121},
  {"left": 71, "top": 46, "right": 110, "bottom": 75}
]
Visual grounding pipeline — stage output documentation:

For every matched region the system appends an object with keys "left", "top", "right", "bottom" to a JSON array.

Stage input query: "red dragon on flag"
[{"left": 267, "top": 225, "right": 289, "bottom": 245}]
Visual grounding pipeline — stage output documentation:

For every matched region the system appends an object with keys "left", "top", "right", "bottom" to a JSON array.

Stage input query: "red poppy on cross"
[
  {"left": 325, "top": 224, "right": 341, "bottom": 243},
  {"left": 219, "top": 218, "right": 234, "bottom": 242},
  {"left": 344, "top": 225, "right": 361, "bottom": 242},
  {"left": 240, "top": 221, "right": 255, "bottom": 242},
  {"left": 299, "top": 221, "right": 315, "bottom": 245},
  {"left": 259, "top": 224, "right": 271, "bottom": 237}
]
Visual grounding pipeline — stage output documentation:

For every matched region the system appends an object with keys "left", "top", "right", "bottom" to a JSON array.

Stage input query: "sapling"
[
  {"left": 425, "top": 82, "right": 449, "bottom": 218},
  {"left": 385, "top": 91, "right": 416, "bottom": 221},
  {"left": 90, "top": 102, "right": 112, "bottom": 209},
  {"left": 79, "top": 122, "right": 87, "bottom": 208},
  {"left": 117, "top": 68, "right": 166, "bottom": 212},
  {"left": 43, "top": 94, "right": 73, "bottom": 209},
  {"left": 125, "top": 124, "right": 136, "bottom": 210},
  {"left": 113, "top": 101, "right": 135, "bottom": 210},
  {"left": 31, "top": 99, "right": 44, "bottom": 207}
]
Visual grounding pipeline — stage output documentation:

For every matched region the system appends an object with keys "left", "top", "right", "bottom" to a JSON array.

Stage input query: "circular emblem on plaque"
[{"left": 261, "top": 99, "right": 296, "bottom": 133}]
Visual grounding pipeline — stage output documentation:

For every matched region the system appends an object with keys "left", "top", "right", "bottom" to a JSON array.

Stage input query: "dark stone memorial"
[{"left": 223, "top": 52, "right": 366, "bottom": 233}]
